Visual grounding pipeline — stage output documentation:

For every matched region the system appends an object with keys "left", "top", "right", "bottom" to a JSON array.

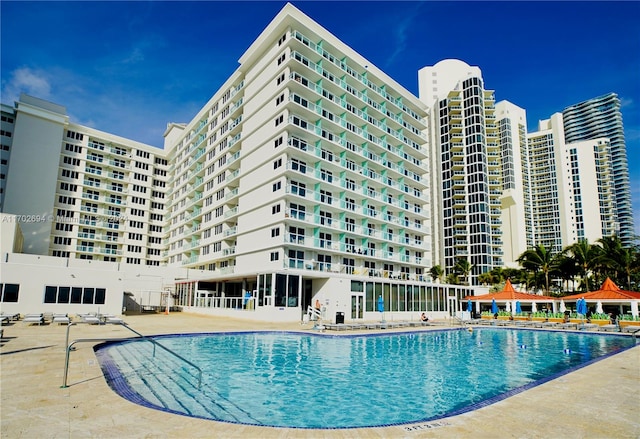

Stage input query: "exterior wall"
[
  {"left": 0, "top": 237, "right": 203, "bottom": 317},
  {"left": 2, "top": 95, "right": 68, "bottom": 255},
  {"left": 563, "top": 93, "right": 633, "bottom": 246}
]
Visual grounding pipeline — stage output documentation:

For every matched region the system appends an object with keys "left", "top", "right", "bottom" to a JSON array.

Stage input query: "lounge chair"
[
  {"left": 558, "top": 322, "right": 578, "bottom": 330},
  {"left": 23, "top": 313, "right": 44, "bottom": 325},
  {"left": 78, "top": 314, "right": 101, "bottom": 324},
  {"left": 53, "top": 314, "right": 70, "bottom": 325},
  {"left": 621, "top": 325, "right": 640, "bottom": 334},
  {"left": 579, "top": 323, "right": 599, "bottom": 331},
  {"left": 600, "top": 324, "right": 619, "bottom": 332}
]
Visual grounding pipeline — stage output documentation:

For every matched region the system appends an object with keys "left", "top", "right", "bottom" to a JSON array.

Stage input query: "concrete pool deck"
[{"left": 1, "top": 313, "right": 638, "bottom": 439}]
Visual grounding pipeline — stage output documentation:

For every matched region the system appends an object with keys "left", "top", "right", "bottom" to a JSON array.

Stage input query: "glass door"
[{"left": 351, "top": 295, "right": 364, "bottom": 319}]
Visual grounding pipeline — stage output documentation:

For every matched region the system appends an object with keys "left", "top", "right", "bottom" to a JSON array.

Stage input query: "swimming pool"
[{"left": 95, "top": 328, "right": 637, "bottom": 429}]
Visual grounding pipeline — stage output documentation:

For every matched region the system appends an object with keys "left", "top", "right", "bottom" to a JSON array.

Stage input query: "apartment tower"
[
  {"left": 562, "top": 92, "right": 634, "bottom": 247},
  {"left": 418, "top": 59, "right": 501, "bottom": 285}
]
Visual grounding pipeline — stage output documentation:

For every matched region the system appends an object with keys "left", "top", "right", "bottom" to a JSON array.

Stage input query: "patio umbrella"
[
  {"left": 578, "top": 298, "right": 588, "bottom": 315},
  {"left": 467, "top": 299, "right": 472, "bottom": 312},
  {"left": 596, "top": 301, "right": 603, "bottom": 314},
  {"left": 377, "top": 295, "right": 384, "bottom": 313},
  {"left": 506, "top": 301, "right": 511, "bottom": 312},
  {"left": 491, "top": 299, "right": 498, "bottom": 314},
  {"left": 559, "top": 300, "right": 566, "bottom": 313},
  {"left": 532, "top": 302, "right": 537, "bottom": 312},
  {"left": 515, "top": 301, "right": 522, "bottom": 314}
]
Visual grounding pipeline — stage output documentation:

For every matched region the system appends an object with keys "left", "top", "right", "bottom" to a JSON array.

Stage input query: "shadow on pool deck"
[{"left": 1, "top": 313, "right": 639, "bottom": 439}]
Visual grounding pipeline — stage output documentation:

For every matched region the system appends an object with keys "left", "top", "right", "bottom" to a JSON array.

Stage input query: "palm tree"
[
  {"left": 564, "top": 239, "right": 598, "bottom": 292},
  {"left": 596, "top": 236, "right": 640, "bottom": 289},
  {"left": 454, "top": 258, "right": 473, "bottom": 286},
  {"left": 516, "top": 244, "right": 558, "bottom": 295},
  {"left": 429, "top": 265, "right": 444, "bottom": 283}
]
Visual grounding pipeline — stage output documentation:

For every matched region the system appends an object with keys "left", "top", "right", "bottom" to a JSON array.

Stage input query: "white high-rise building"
[
  {"left": 562, "top": 93, "right": 634, "bottom": 247},
  {"left": 525, "top": 114, "right": 615, "bottom": 253},
  {"left": 164, "top": 3, "right": 449, "bottom": 317},
  {"left": 494, "top": 101, "right": 529, "bottom": 267},
  {"left": 418, "top": 59, "right": 501, "bottom": 285},
  {"left": 2, "top": 94, "right": 170, "bottom": 265}
]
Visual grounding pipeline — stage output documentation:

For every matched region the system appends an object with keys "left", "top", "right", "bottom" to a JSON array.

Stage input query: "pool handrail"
[{"left": 62, "top": 321, "right": 203, "bottom": 389}]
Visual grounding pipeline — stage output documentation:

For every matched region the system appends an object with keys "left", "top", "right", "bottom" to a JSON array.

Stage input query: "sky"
[{"left": 1, "top": 1, "right": 639, "bottom": 235}]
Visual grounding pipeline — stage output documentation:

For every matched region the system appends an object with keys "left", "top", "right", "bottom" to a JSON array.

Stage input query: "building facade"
[
  {"left": 1, "top": 4, "right": 480, "bottom": 322},
  {"left": 418, "top": 59, "right": 502, "bottom": 285},
  {"left": 2, "top": 95, "right": 170, "bottom": 264},
  {"left": 562, "top": 93, "right": 634, "bottom": 247},
  {"left": 524, "top": 114, "right": 615, "bottom": 253}
]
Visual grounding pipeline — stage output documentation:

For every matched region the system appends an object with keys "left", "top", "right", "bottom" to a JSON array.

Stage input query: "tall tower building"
[
  {"left": 562, "top": 93, "right": 634, "bottom": 246},
  {"left": 494, "top": 101, "right": 529, "bottom": 266},
  {"left": 418, "top": 59, "right": 501, "bottom": 285},
  {"left": 526, "top": 114, "right": 615, "bottom": 253}
]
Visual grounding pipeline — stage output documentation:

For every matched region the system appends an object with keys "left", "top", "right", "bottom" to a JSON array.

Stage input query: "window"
[
  {"left": 270, "top": 251, "right": 279, "bottom": 261},
  {"left": 290, "top": 180, "right": 306, "bottom": 197},
  {"left": 272, "top": 181, "right": 282, "bottom": 191},
  {"left": 273, "top": 158, "right": 282, "bottom": 169},
  {"left": 275, "top": 114, "right": 284, "bottom": 126},
  {"left": 1, "top": 283, "right": 19, "bottom": 302},
  {"left": 274, "top": 136, "right": 283, "bottom": 148},
  {"left": 271, "top": 227, "right": 280, "bottom": 237},
  {"left": 276, "top": 93, "right": 285, "bottom": 105},
  {"left": 272, "top": 204, "right": 281, "bottom": 214},
  {"left": 44, "top": 285, "right": 105, "bottom": 304}
]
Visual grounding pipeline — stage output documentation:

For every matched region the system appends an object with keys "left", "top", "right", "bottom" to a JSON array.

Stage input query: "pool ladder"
[{"left": 61, "top": 321, "right": 202, "bottom": 389}]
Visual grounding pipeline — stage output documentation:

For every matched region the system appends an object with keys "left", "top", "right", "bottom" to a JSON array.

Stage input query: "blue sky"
[{"left": 1, "top": 1, "right": 639, "bottom": 235}]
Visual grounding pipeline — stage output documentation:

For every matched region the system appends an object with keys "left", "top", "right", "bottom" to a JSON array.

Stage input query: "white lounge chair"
[
  {"left": 23, "top": 313, "right": 44, "bottom": 325},
  {"left": 78, "top": 314, "right": 100, "bottom": 324},
  {"left": 53, "top": 314, "right": 70, "bottom": 325}
]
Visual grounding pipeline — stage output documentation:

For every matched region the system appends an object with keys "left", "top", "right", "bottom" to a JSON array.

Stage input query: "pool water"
[{"left": 95, "top": 328, "right": 636, "bottom": 428}]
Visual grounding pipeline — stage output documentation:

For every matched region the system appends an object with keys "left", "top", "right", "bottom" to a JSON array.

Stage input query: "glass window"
[
  {"left": 44, "top": 286, "right": 57, "bottom": 304},
  {"left": 1, "top": 283, "right": 20, "bottom": 302}
]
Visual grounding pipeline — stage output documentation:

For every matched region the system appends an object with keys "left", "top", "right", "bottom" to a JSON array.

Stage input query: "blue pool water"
[{"left": 95, "top": 328, "right": 636, "bottom": 429}]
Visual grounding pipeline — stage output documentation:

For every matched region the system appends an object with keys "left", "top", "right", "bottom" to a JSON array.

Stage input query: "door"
[{"left": 351, "top": 295, "right": 364, "bottom": 320}]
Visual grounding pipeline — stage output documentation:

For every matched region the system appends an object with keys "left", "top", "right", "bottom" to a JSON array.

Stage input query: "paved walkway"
[{"left": 1, "top": 313, "right": 638, "bottom": 438}]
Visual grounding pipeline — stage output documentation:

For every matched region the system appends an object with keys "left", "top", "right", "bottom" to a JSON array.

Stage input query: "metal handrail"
[{"left": 62, "top": 321, "right": 202, "bottom": 389}]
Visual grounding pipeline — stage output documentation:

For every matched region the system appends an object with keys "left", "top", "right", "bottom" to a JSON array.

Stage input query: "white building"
[
  {"left": 525, "top": 114, "right": 615, "bottom": 252},
  {"left": 418, "top": 59, "right": 502, "bottom": 285},
  {"left": 1, "top": 4, "right": 481, "bottom": 322},
  {"left": 2, "top": 95, "right": 170, "bottom": 264},
  {"left": 494, "top": 101, "right": 529, "bottom": 267}
]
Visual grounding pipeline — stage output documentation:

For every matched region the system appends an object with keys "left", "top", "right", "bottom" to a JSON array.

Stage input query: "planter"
[
  {"left": 481, "top": 315, "right": 494, "bottom": 320},
  {"left": 513, "top": 316, "right": 529, "bottom": 321},
  {"left": 548, "top": 318, "right": 564, "bottom": 323},
  {"left": 531, "top": 317, "right": 547, "bottom": 323},
  {"left": 589, "top": 319, "right": 611, "bottom": 327},
  {"left": 497, "top": 316, "right": 511, "bottom": 321},
  {"left": 619, "top": 320, "right": 640, "bottom": 329},
  {"left": 570, "top": 318, "right": 588, "bottom": 324}
]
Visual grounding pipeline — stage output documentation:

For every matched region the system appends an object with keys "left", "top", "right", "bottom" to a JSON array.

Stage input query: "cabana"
[
  {"left": 464, "top": 279, "right": 556, "bottom": 315},
  {"left": 561, "top": 278, "right": 640, "bottom": 319}
]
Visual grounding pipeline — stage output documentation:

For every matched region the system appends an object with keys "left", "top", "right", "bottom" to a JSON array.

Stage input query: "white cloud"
[
  {"left": 1, "top": 67, "right": 52, "bottom": 104},
  {"left": 620, "top": 96, "right": 634, "bottom": 109}
]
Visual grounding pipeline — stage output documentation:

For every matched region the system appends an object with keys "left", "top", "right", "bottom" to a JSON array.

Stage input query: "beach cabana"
[
  {"left": 464, "top": 279, "right": 556, "bottom": 314},
  {"left": 562, "top": 278, "right": 640, "bottom": 318}
]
